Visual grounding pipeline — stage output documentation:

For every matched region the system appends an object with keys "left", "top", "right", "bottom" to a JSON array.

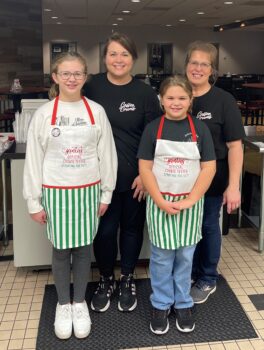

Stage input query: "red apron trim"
[
  {"left": 51, "top": 96, "right": 95, "bottom": 125},
  {"left": 42, "top": 180, "right": 101, "bottom": 189},
  {"left": 51, "top": 96, "right": 59, "bottom": 125},
  {"left": 156, "top": 114, "right": 197, "bottom": 141},
  {"left": 82, "top": 96, "right": 95, "bottom": 125},
  {"left": 161, "top": 191, "right": 190, "bottom": 197}
]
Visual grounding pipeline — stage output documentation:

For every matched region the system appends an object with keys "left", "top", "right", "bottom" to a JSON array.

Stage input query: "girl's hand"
[
  {"left": 30, "top": 210, "right": 47, "bottom": 225},
  {"left": 131, "top": 175, "right": 145, "bottom": 202},
  {"left": 173, "top": 198, "right": 194, "bottom": 211},
  {"left": 98, "top": 203, "right": 109, "bottom": 216},
  {"left": 158, "top": 199, "right": 181, "bottom": 215}
]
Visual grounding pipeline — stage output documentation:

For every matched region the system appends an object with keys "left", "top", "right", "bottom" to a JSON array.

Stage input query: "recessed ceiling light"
[
  {"left": 179, "top": 19, "right": 186, "bottom": 22},
  {"left": 240, "top": 22, "right": 246, "bottom": 27},
  {"left": 219, "top": 27, "right": 224, "bottom": 31},
  {"left": 224, "top": 1, "right": 233, "bottom": 4},
  {"left": 57, "top": 22, "right": 62, "bottom": 25},
  {"left": 51, "top": 16, "right": 58, "bottom": 19},
  {"left": 117, "top": 18, "right": 123, "bottom": 21},
  {"left": 131, "top": 0, "right": 141, "bottom": 2},
  {"left": 214, "top": 24, "right": 220, "bottom": 27},
  {"left": 122, "top": 10, "right": 131, "bottom": 13},
  {"left": 166, "top": 24, "right": 172, "bottom": 27},
  {"left": 44, "top": 8, "right": 52, "bottom": 12},
  {"left": 197, "top": 11, "right": 205, "bottom": 15},
  {"left": 235, "top": 19, "right": 241, "bottom": 23},
  {"left": 112, "top": 23, "right": 118, "bottom": 26}
]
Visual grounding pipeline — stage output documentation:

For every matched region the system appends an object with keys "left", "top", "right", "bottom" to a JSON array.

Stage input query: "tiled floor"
[{"left": 1, "top": 227, "right": 264, "bottom": 350}]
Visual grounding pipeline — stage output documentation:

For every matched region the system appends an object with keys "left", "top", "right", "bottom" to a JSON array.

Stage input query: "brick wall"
[{"left": 0, "top": 0, "right": 43, "bottom": 88}]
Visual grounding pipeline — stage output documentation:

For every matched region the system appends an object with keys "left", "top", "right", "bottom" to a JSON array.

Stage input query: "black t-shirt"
[
  {"left": 137, "top": 116, "right": 216, "bottom": 162},
  {"left": 84, "top": 73, "right": 162, "bottom": 192},
  {"left": 192, "top": 86, "right": 245, "bottom": 196}
]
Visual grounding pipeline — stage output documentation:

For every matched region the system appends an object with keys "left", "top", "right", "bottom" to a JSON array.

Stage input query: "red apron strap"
[
  {"left": 82, "top": 96, "right": 95, "bottom": 125},
  {"left": 51, "top": 96, "right": 59, "bottom": 125},
  {"left": 156, "top": 115, "right": 165, "bottom": 139},
  {"left": 187, "top": 114, "right": 197, "bottom": 142}
]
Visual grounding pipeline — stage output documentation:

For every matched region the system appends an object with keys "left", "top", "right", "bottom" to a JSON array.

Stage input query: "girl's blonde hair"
[
  {"left": 49, "top": 52, "right": 88, "bottom": 99},
  {"left": 184, "top": 40, "right": 218, "bottom": 84},
  {"left": 159, "top": 75, "right": 193, "bottom": 112}
]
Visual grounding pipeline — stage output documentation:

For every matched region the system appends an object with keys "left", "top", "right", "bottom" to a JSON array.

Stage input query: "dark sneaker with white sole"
[
  {"left": 118, "top": 274, "right": 137, "bottom": 312},
  {"left": 91, "top": 275, "right": 115, "bottom": 312},
  {"left": 175, "top": 307, "right": 195, "bottom": 333},
  {"left": 150, "top": 307, "right": 170, "bottom": 335},
  {"left": 190, "top": 280, "right": 216, "bottom": 304}
]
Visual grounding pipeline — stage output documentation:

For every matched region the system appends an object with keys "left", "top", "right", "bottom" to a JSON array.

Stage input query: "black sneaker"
[
  {"left": 91, "top": 275, "right": 115, "bottom": 312},
  {"left": 175, "top": 307, "right": 195, "bottom": 333},
  {"left": 150, "top": 307, "right": 170, "bottom": 335},
  {"left": 118, "top": 274, "right": 137, "bottom": 312}
]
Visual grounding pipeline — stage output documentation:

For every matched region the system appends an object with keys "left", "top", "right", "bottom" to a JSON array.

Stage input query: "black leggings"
[{"left": 93, "top": 189, "right": 145, "bottom": 277}]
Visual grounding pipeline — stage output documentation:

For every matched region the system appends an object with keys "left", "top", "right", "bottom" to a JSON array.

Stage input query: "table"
[
  {"left": 242, "top": 83, "right": 264, "bottom": 89},
  {"left": 0, "top": 142, "right": 25, "bottom": 246},
  {"left": 0, "top": 87, "right": 49, "bottom": 112},
  {"left": 241, "top": 135, "right": 264, "bottom": 252}
]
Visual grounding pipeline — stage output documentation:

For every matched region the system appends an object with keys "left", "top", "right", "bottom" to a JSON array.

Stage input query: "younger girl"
[
  {"left": 23, "top": 52, "right": 117, "bottom": 339},
  {"left": 137, "top": 75, "right": 216, "bottom": 335}
]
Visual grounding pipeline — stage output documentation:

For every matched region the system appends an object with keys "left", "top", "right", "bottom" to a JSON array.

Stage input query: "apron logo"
[{"left": 51, "top": 127, "right": 61, "bottom": 137}]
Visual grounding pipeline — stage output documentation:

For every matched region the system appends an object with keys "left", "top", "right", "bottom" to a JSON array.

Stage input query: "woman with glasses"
[
  {"left": 185, "top": 41, "right": 245, "bottom": 304},
  {"left": 84, "top": 32, "right": 162, "bottom": 313},
  {"left": 23, "top": 52, "right": 117, "bottom": 339}
]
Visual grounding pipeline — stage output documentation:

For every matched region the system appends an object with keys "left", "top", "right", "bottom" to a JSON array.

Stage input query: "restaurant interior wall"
[
  {"left": 0, "top": 0, "right": 43, "bottom": 88},
  {"left": 43, "top": 24, "right": 264, "bottom": 77}
]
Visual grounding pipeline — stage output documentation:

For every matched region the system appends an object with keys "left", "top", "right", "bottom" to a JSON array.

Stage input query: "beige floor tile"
[
  {"left": 2, "top": 312, "right": 16, "bottom": 322},
  {"left": 17, "top": 304, "right": 30, "bottom": 313},
  {"left": 5, "top": 304, "right": 19, "bottom": 313},
  {"left": 223, "top": 343, "right": 239, "bottom": 350},
  {"left": 0, "top": 340, "right": 9, "bottom": 350},
  {"left": 236, "top": 340, "right": 254, "bottom": 349},
  {"left": 15, "top": 312, "right": 29, "bottom": 321},
  {"left": 13, "top": 321, "right": 27, "bottom": 330},
  {"left": 24, "top": 328, "right": 37, "bottom": 338},
  {"left": 26, "top": 320, "right": 39, "bottom": 329},
  {"left": 252, "top": 319, "right": 264, "bottom": 330},
  {"left": 250, "top": 339, "right": 264, "bottom": 349},
  {"left": 8, "top": 338, "right": 23, "bottom": 350},
  {"left": 196, "top": 345, "right": 211, "bottom": 349},
  {"left": 22, "top": 338, "right": 36, "bottom": 349},
  {"left": 247, "top": 311, "right": 263, "bottom": 321},
  {"left": 0, "top": 330, "right": 12, "bottom": 341},
  {"left": 10, "top": 329, "right": 26, "bottom": 340},
  {"left": 209, "top": 344, "right": 225, "bottom": 350}
]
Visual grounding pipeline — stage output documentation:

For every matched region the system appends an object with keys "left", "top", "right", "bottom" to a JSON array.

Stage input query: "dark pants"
[
  {"left": 192, "top": 195, "right": 223, "bottom": 286},
  {"left": 93, "top": 189, "right": 146, "bottom": 277}
]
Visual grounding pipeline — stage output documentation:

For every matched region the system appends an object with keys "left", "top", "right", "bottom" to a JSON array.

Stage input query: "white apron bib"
[
  {"left": 147, "top": 115, "right": 204, "bottom": 249},
  {"left": 42, "top": 96, "right": 101, "bottom": 249}
]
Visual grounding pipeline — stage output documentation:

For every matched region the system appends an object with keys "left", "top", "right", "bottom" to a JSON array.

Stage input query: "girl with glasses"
[{"left": 23, "top": 51, "right": 117, "bottom": 339}]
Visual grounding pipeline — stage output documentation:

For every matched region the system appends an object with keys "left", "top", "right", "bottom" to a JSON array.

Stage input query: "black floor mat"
[{"left": 37, "top": 276, "right": 258, "bottom": 350}]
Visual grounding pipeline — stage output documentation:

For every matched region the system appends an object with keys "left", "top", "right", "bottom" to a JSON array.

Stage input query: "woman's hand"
[
  {"left": 30, "top": 210, "right": 47, "bottom": 225},
  {"left": 223, "top": 186, "right": 241, "bottom": 214},
  {"left": 98, "top": 203, "right": 109, "bottom": 216},
  {"left": 131, "top": 175, "right": 145, "bottom": 202}
]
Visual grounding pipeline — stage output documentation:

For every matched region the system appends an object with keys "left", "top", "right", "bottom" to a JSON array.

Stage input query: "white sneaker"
[
  {"left": 72, "top": 301, "right": 91, "bottom": 338},
  {"left": 54, "top": 303, "right": 72, "bottom": 339}
]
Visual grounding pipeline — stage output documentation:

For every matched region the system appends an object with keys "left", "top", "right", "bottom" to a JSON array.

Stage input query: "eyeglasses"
[
  {"left": 57, "top": 71, "right": 86, "bottom": 80},
  {"left": 188, "top": 61, "right": 211, "bottom": 69}
]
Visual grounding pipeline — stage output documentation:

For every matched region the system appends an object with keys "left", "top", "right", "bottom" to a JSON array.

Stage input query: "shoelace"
[
  {"left": 74, "top": 307, "right": 90, "bottom": 320},
  {"left": 59, "top": 305, "right": 71, "bottom": 319}
]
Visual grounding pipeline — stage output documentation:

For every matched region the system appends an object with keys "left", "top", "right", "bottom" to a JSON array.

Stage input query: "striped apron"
[
  {"left": 42, "top": 96, "right": 101, "bottom": 249},
  {"left": 147, "top": 114, "right": 204, "bottom": 250}
]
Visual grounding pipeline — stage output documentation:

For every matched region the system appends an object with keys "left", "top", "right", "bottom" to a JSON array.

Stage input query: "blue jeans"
[
  {"left": 150, "top": 243, "right": 196, "bottom": 310},
  {"left": 192, "top": 195, "right": 223, "bottom": 287}
]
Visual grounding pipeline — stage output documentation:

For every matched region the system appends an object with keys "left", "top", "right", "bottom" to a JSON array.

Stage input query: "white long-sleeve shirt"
[{"left": 23, "top": 97, "right": 117, "bottom": 213}]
